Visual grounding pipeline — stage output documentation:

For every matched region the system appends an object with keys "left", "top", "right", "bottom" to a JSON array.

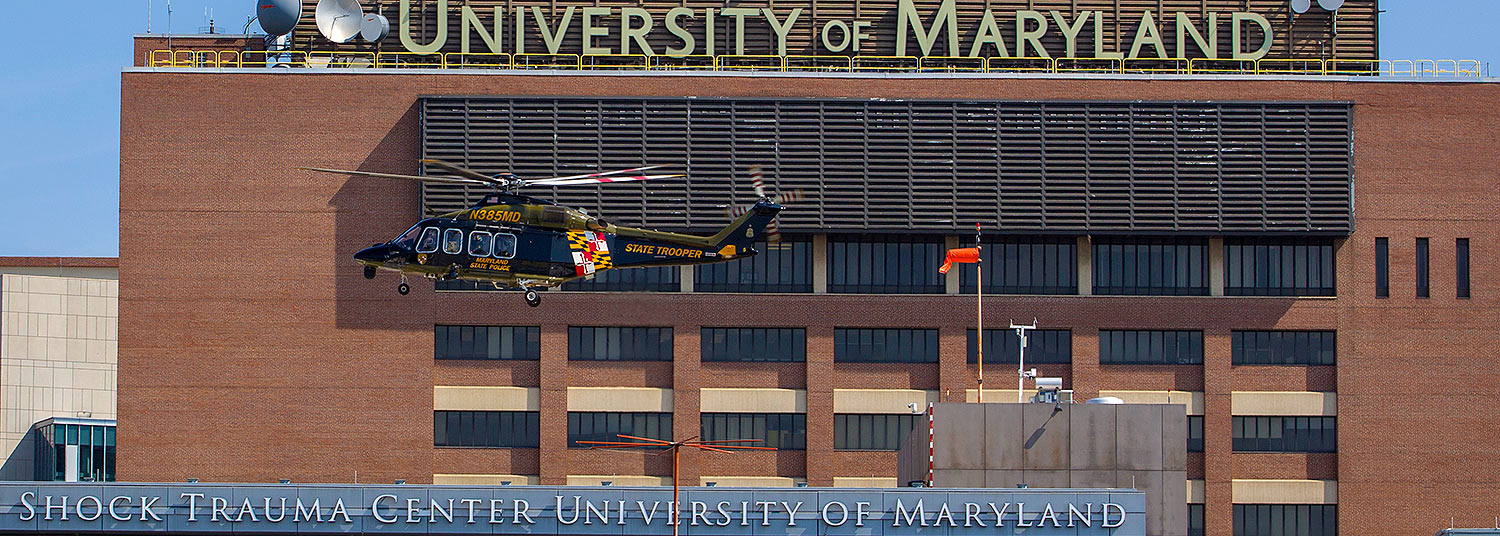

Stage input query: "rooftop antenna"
[
  {"left": 578, "top": 435, "right": 774, "bottom": 536},
  {"left": 147, "top": 0, "right": 151, "bottom": 33},
  {"left": 1011, "top": 318, "right": 1037, "bottom": 403}
]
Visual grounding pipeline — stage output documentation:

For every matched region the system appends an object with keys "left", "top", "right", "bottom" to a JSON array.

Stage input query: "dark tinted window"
[
  {"left": 834, "top": 414, "right": 921, "bottom": 450},
  {"left": 695, "top": 238, "right": 812, "bottom": 293},
  {"left": 1232, "top": 331, "right": 1335, "bottom": 366},
  {"left": 959, "top": 237, "right": 1077, "bottom": 295},
  {"left": 563, "top": 266, "right": 680, "bottom": 292},
  {"left": 1416, "top": 237, "right": 1429, "bottom": 298},
  {"left": 1224, "top": 238, "right": 1336, "bottom": 296},
  {"left": 568, "top": 327, "right": 673, "bottom": 361},
  {"left": 1457, "top": 238, "right": 1470, "bottom": 298},
  {"left": 701, "top": 328, "right": 806, "bottom": 362},
  {"left": 967, "top": 329, "right": 1071, "bottom": 364},
  {"left": 434, "top": 326, "right": 540, "bottom": 360},
  {"left": 1092, "top": 237, "right": 1209, "bottom": 295},
  {"left": 1232, "top": 416, "right": 1336, "bottom": 452},
  {"left": 1099, "top": 330, "right": 1204, "bottom": 365},
  {"left": 1375, "top": 237, "right": 1389, "bottom": 298},
  {"left": 828, "top": 236, "right": 945, "bottom": 294},
  {"left": 700, "top": 413, "right": 806, "bottom": 450},
  {"left": 567, "top": 412, "right": 672, "bottom": 448},
  {"left": 434, "top": 411, "right": 539, "bottom": 448},
  {"left": 1188, "top": 415, "right": 1204, "bottom": 452},
  {"left": 1233, "top": 504, "right": 1336, "bottom": 536},
  {"left": 1188, "top": 504, "right": 1205, "bottom": 536},
  {"left": 835, "top": 329, "right": 939, "bottom": 363}
]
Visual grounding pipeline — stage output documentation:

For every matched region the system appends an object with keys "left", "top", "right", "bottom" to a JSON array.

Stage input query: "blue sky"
[{"left": 0, "top": 1, "right": 1496, "bottom": 258}]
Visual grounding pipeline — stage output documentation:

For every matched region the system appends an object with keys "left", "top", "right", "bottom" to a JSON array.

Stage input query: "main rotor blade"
[
  {"left": 526, "top": 174, "right": 684, "bottom": 187},
  {"left": 541, "top": 165, "right": 677, "bottom": 182},
  {"left": 690, "top": 445, "right": 737, "bottom": 454},
  {"left": 614, "top": 434, "right": 675, "bottom": 444},
  {"left": 297, "top": 167, "right": 488, "bottom": 185},
  {"left": 688, "top": 439, "right": 766, "bottom": 444},
  {"left": 419, "top": 159, "right": 511, "bottom": 186}
]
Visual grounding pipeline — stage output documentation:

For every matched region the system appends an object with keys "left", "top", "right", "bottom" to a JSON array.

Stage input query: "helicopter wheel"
[
  {"left": 363, "top": 266, "right": 376, "bottom": 279},
  {"left": 398, "top": 282, "right": 411, "bottom": 295},
  {"left": 523, "top": 289, "right": 541, "bottom": 307}
]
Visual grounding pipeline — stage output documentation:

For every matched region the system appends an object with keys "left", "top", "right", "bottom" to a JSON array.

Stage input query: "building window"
[
  {"left": 568, "top": 327, "right": 673, "bottom": 361},
  {"left": 1187, "top": 416, "right": 1204, "bottom": 452},
  {"left": 701, "top": 413, "right": 806, "bottom": 450},
  {"left": 701, "top": 328, "right": 806, "bottom": 362},
  {"left": 563, "top": 266, "right": 680, "bottom": 292},
  {"left": 695, "top": 238, "right": 813, "bottom": 293},
  {"left": 1224, "top": 238, "right": 1336, "bottom": 296},
  {"left": 1189, "top": 504, "right": 1205, "bottom": 536},
  {"left": 967, "top": 329, "right": 1072, "bottom": 364},
  {"left": 1416, "top": 237, "right": 1430, "bottom": 298},
  {"left": 834, "top": 414, "right": 921, "bottom": 451},
  {"left": 32, "top": 420, "right": 115, "bottom": 482},
  {"left": 1099, "top": 330, "right": 1204, "bottom": 365},
  {"left": 1092, "top": 237, "right": 1209, "bottom": 296},
  {"left": 567, "top": 412, "right": 672, "bottom": 448},
  {"left": 959, "top": 237, "right": 1078, "bottom": 295},
  {"left": 1375, "top": 237, "right": 1389, "bottom": 298},
  {"left": 1232, "top": 331, "right": 1335, "bottom": 366},
  {"left": 1232, "top": 416, "right": 1336, "bottom": 452},
  {"left": 434, "top": 326, "right": 540, "bottom": 360},
  {"left": 835, "top": 328, "right": 939, "bottom": 363},
  {"left": 1233, "top": 504, "right": 1336, "bottom": 536},
  {"left": 434, "top": 411, "right": 540, "bottom": 448},
  {"left": 1457, "top": 238, "right": 1470, "bottom": 298},
  {"left": 828, "top": 236, "right": 945, "bottom": 294}
]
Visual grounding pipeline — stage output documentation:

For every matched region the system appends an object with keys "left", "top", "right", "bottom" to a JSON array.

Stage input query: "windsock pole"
[{"left": 976, "top": 222, "right": 983, "bottom": 403}]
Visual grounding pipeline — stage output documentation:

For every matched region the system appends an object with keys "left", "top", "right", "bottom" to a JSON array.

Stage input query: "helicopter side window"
[
  {"left": 415, "top": 227, "right": 440, "bottom": 254},
  {"left": 469, "top": 231, "right": 493, "bottom": 257},
  {"left": 442, "top": 229, "right": 464, "bottom": 255},
  {"left": 493, "top": 233, "right": 517, "bottom": 259}
]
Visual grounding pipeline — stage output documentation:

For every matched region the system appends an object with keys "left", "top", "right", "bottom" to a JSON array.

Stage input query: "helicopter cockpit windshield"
[{"left": 392, "top": 223, "right": 424, "bottom": 249}]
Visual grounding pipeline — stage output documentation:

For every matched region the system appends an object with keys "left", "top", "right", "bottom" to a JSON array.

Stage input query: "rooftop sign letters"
[
  {"left": 0, "top": 483, "right": 1146, "bottom": 535},
  {"left": 392, "top": 0, "right": 1276, "bottom": 59}
]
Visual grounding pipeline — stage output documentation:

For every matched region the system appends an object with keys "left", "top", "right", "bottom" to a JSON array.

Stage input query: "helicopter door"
[{"left": 414, "top": 227, "right": 440, "bottom": 254}]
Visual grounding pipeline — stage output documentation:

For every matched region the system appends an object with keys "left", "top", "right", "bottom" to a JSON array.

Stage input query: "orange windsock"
[{"left": 939, "top": 247, "right": 980, "bottom": 274}]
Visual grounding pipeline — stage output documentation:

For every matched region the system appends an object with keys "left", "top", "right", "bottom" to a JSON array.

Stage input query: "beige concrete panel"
[
  {"left": 1021, "top": 469, "right": 1071, "bottom": 488},
  {"left": 1021, "top": 405, "right": 1070, "bottom": 470},
  {"left": 1232, "top": 480, "right": 1338, "bottom": 504},
  {"left": 435, "top": 386, "right": 540, "bottom": 411},
  {"left": 1231, "top": 392, "right": 1337, "bottom": 416},
  {"left": 934, "top": 403, "right": 986, "bottom": 469},
  {"left": 831, "top": 477, "right": 898, "bottom": 488},
  {"left": 1070, "top": 470, "right": 1116, "bottom": 489},
  {"left": 1209, "top": 238, "right": 1225, "bottom": 297},
  {"left": 933, "top": 469, "right": 986, "bottom": 487},
  {"left": 699, "top": 476, "right": 798, "bottom": 487},
  {"left": 812, "top": 235, "right": 828, "bottom": 294},
  {"left": 1077, "top": 237, "right": 1092, "bottom": 296},
  {"left": 568, "top": 387, "right": 673, "bottom": 412},
  {"left": 984, "top": 469, "right": 1024, "bottom": 488},
  {"left": 982, "top": 404, "right": 1023, "bottom": 469},
  {"left": 1161, "top": 405, "right": 1188, "bottom": 471},
  {"left": 1070, "top": 404, "right": 1117, "bottom": 470},
  {"left": 832, "top": 389, "right": 938, "bottom": 413},
  {"left": 699, "top": 388, "right": 804, "bottom": 413},
  {"left": 1116, "top": 405, "right": 1164, "bottom": 471},
  {"left": 1099, "top": 390, "right": 1205, "bottom": 415},
  {"left": 566, "top": 475, "right": 671, "bottom": 487},
  {"left": 1187, "top": 479, "right": 1205, "bottom": 503},
  {"left": 1118, "top": 470, "right": 1166, "bottom": 536},
  {"left": 433, "top": 474, "right": 539, "bottom": 485},
  {"left": 963, "top": 389, "right": 1024, "bottom": 403}
]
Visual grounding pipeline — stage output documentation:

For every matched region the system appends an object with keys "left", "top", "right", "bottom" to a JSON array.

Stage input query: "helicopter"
[{"left": 300, "top": 160, "right": 799, "bottom": 307}]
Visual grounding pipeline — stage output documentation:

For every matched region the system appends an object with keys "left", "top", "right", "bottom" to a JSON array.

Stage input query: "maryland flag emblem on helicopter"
[{"left": 566, "top": 231, "right": 613, "bottom": 276}]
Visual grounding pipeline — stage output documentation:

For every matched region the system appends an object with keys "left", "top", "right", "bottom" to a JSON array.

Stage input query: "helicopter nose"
[{"left": 354, "top": 246, "right": 384, "bottom": 264}]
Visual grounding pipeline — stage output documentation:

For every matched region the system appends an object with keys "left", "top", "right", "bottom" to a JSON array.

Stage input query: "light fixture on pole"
[{"left": 1010, "top": 319, "right": 1037, "bottom": 403}]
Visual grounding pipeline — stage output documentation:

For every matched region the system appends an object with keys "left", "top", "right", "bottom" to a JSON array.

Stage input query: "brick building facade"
[{"left": 118, "top": 50, "right": 1498, "bottom": 536}]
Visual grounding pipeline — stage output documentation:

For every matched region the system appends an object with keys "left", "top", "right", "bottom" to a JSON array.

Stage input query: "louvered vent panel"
[{"left": 422, "top": 97, "right": 1353, "bottom": 234}]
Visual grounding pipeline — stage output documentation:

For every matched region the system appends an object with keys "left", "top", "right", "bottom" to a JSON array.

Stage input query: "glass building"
[{"left": 31, "top": 417, "right": 116, "bottom": 482}]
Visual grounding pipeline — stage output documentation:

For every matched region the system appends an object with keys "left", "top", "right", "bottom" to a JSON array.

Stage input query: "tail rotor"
[{"left": 729, "top": 165, "right": 802, "bottom": 243}]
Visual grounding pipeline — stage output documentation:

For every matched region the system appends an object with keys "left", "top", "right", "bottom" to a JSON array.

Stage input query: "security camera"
[{"left": 908, "top": 402, "right": 924, "bottom": 415}]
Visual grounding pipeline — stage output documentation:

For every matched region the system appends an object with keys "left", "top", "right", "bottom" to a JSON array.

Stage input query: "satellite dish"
[
  {"left": 315, "top": 0, "right": 364, "bottom": 43},
  {"left": 255, "top": 0, "right": 302, "bottom": 36},
  {"left": 1317, "top": 0, "right": 1343, "bottom": 10},
  {"left": 360, "top": 13, "right": 390, "bottom": 42},
  {"left": 1290, "top": 0, "right": 1311, "bottom": 14}
]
